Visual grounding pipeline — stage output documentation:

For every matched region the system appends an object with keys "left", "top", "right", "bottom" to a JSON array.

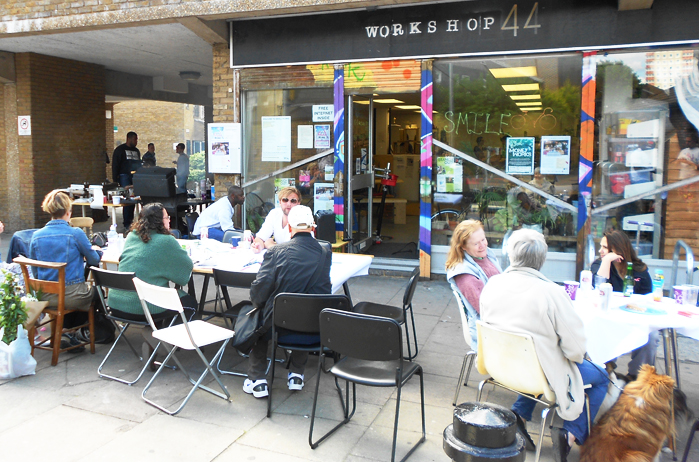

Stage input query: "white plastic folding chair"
[
  {"left": 132, "top": 277, "right": 235, "bottom": 415},
  {"left": 451, "top": 289, "right": 476, "bottom": 406},
  {"left": 475, "top": 321, "right": 590, "bottom": 462}
]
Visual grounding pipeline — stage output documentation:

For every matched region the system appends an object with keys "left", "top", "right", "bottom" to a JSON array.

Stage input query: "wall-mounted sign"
[
  {"left": 312, "top": 105, "right": 334, "bottom": 122},
  {"left": 207, "top": 123, "right": 242, "bottom": 173},
  {"left": 540, "top": 135, "right": 571, "bottom": 175},
  {"left": 314, "top": 125, "right": 331, "bottom": 149},
  {"left": 231, "top": 0, "right": 697, "bottom": 67},
  {"left": 18, "top": 116, "right": 31, "bottom": 136}
]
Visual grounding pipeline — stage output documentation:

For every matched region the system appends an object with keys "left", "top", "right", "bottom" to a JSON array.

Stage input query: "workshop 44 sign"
[{"left": 506, "top": 137, "right": 535, "bottom": 175}]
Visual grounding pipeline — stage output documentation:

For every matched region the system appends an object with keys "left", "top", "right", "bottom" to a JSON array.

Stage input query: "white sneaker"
[
  {"left": 288, "top": 373, "right": 304, "bottom": 391},
  {"left": 243, "top": 378, "right": 269, "bottom": 398}
]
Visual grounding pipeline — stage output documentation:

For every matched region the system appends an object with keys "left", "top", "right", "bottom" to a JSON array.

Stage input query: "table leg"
[
  {"left": 662, "top": 329, "right": 673, "bottom": 382},
  {"left": 342, "top": 282, "right": 353, "bottom": 306},
  {"left": 198, "top": 274, "right": 211, "bottom": 313},
  {"left": 188, "top": 275, "right": 196, "bottom": 299},
  {"left": 111, "top": 207, "right": 117, "bottom": 227}
]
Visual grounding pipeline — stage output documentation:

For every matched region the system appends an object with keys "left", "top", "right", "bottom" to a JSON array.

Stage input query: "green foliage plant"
[
  {"left": 189, "top": 151, "right": 206, "bottom": 183},
  {"left": 0, "top": 270, "right": 27, "bottom": 344}
]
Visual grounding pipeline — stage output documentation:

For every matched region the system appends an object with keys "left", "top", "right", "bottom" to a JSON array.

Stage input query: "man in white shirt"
[
  {"left": 251, "top": 186, "right": 301, "bottom": 253},
  {"left": 174, "top": 143, "right": 190, "bottom": 194},
  {"left": 192, "top": 186, "right": 245, "bottom": 241}
]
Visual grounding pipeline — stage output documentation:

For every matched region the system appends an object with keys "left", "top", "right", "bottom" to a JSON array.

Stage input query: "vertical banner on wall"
[
  {"left": 579, "top": 52, "right": 597, "bottom": 232},
  {"left": 420, "top": 64, "right": 434, "bottom": 276},
  {"left": 333, "top": 67, "right": 345, "bottom": 240}
]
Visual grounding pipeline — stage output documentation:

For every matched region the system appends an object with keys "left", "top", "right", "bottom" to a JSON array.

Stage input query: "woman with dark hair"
[
  {"left": 108, "top": 203, "right": 196, "bottom": 362},
  {"left": 591, "top": 229, "right": 656, "bottom": 378}
]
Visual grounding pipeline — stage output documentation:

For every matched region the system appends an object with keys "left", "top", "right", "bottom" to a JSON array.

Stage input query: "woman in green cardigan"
[{"left": 108, "top": 203, "right": 196, "bottom": 365}]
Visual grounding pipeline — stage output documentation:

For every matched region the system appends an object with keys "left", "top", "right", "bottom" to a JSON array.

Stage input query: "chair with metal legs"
[
  {"left": 92, "top": 267, "right": 176, "bottom": 385},
  {"left": 352, "top": 267, "right": 420, "bottom": 360},
  {"left": 309, "top": 309, "right": 426, "bottom": 462},
  {"left": 266, "top": 293, "right": 351, "bottom": 418},
  {"left": 451, "top": 289, "right": 476, "bottom": 406},
  {"left": 475, "top": 321, "right": 590, "bottom": 462},
  {"left": 132, "top": 277, "right": 235, "bottom": 415}
]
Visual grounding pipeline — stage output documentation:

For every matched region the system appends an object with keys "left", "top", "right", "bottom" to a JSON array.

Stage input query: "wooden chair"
[
  {"left": 14, "top": 256, "right": 95, "bottom": 366},
  {"left": 70, "top": 216, "right": 94, "bottom": 237}
]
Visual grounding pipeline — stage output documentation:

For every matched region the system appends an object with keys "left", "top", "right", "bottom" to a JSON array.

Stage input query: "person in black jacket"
[
  {"left": 111, "top": 131, "right": 141, "bottom": 230},
  {"left": 591, "top": 229, "right": 657, "bottom": 378},
  {"left": 243, "top": 205, "right": 331, "bottom": 398}
]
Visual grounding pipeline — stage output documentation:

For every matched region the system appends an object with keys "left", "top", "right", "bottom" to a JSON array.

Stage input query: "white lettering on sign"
[
  {"left": 380, "top": 25, "right": 390, "bottom": 37},
  {"left": 427, "top": 21, "right": 437, "bottom": 33},
  {"left": 392, "top": 24, "right": 404, "bottom": 36},
  {"left": 312, "top": 104, "right": 335, "bottom": 123},
  {"left": 409, "top": 22, "right": 422, "bottom": 34},
  {"left": 483, "top": 17, "right": 495, "bottom": 29},
  {"left": 446, "top": 19, "right": 459, "bottom": 32},
  {"left": 510, "top": 148, "right": 530, "bottom": 157},
  {"left": 365, "top": 26, "right": 379, "bottom": 37}
]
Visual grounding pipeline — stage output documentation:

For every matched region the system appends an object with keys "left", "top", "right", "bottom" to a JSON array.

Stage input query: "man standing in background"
[
  {"left": 174, "top": 143, "right": 190, "bottom": 194},
  {"left": 142, "top": 143, "right": 156, "bottom": 167},
  {"left": 112, "top": 131, "right": 141, "bottom": 230}
]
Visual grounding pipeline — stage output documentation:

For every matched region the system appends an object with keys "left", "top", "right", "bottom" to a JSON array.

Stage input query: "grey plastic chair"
[{"left": 309, "top": 308, "right": 426, "bottom": 462}]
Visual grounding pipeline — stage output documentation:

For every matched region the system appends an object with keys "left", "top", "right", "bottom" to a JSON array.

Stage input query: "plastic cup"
[
  {"left": 112, "top": 196, "right": 121, "bottom": 205},
  {"left": 685, "top": 285, "right": 699, "bottom": 306},
  {"left": 674, "top": 285, "right": 686, "bottom": 305},
  {"left": 594, "top": 275, "right": 607, "bottom": 289},
  {"left": 563, "top": 281, "right": 580, "bottom": 301}
]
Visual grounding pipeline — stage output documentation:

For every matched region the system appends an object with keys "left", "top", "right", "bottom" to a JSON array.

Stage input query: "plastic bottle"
[
  {"left": 107, "top": 224, "right": 118, "bottom": 249},
  {"left": 206, "top": 178, "right": 212, "bottom": 200},
  {"left": 623, "top": 262, "right": 634, "bottom": 297},
  {"left": 211, "top": 183, "right": 215, "bottom": 200},
  {"left": 200, "top": 179, "right": 206, "bottom": 201},
  {"left": 653, "top": 269, "right": 664, "bottom": 301}
]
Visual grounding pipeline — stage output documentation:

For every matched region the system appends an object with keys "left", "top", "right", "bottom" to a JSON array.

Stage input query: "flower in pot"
[{"left": 0, "top": 270, "right": 28, "bottom": 344}]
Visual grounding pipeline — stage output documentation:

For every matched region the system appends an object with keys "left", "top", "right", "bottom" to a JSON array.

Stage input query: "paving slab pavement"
[{"left": 1, "top": 229, "right": 699, "bottom": 461}]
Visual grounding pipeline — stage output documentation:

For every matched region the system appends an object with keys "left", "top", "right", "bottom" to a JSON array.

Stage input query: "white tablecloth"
[{"left": 574, "top": 291, "right": 699, "bottom": 365}]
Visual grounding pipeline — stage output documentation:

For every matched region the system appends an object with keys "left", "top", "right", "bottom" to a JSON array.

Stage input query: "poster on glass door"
[
  {"left": 262, "top": 116, "right": 291, "bottom": 162},
  {"left": 313, "top": 183, "right": 334, "bottom": 214},
  {"left": 540, "top": 136, "right": 571, "bottom": 175},
  {"left": 207, "top": 123, "right": 241, "bottom": 173},
  {"left": 505, "top": 137, "right": 535, "bottom": 175}
]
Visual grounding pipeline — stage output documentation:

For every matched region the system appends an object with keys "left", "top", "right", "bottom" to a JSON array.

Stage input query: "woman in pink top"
[{"left": 446, "top": 220, "right": 503, "bottom": 347}]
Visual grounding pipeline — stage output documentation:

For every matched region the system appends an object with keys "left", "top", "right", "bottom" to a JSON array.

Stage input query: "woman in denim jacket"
[{"left": 30, "top": 190, "right": 102, "bottom": 315}]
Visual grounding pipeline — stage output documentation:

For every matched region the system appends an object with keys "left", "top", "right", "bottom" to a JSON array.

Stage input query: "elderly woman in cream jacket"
[{"left": 480, "top": 229, "right": 608, "bottom": 462}]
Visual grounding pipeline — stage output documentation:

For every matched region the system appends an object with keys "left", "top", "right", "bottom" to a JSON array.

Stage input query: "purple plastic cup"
[
  {"left": 563, "top": 281, "right": 580, "bottom": 301},
  {"left": 674, "top": 285, "right": 685, "bottom": 305}
]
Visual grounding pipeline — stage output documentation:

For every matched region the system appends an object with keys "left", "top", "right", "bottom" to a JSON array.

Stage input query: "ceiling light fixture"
[
  {"left": 489, "top": 66, "right": 538, "bottom": 79},
  {"left": 510, "top": 94, "right": 542, "bottom": 100},
  {"left": 373, "top": 98, "right": 405, "bottom": 104},
  {"left": 179, "top": 71, "right": 201, "bottom": 81},
  {"left": 502, "top": 83, "right": 540, "bottom": 92},
  {"left": 395, "top": 105, "right": 421, "bottom": 110},
  {"left": 516, "top": 101, "right": 543, "bottom": 106}
]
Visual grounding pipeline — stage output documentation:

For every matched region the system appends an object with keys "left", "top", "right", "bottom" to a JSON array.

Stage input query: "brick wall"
[
  {"left": 14, "top": 52, "right": 106, "bottom": 228},
  {"left": 0, "top": 85, "right": 6, "bottom": 225},
  {"left": 105, "top": 102, "right": 116, "bottom": 179},
  {"left": 112, "top": 100, "right": 188, "bottom": 172}
]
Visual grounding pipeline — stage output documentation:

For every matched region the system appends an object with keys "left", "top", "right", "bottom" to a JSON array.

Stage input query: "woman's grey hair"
[{"left": 507, "top": 228, "right": 548, "bottom": 270}]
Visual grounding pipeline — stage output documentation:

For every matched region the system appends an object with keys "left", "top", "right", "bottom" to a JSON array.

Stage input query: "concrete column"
[{"left": 3, "top": 83, "right": 19, "bottom": 231}]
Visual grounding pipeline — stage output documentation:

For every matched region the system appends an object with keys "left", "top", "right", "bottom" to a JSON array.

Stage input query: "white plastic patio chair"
[
  {"left": 132, "top": 277, "right": 235, "bottom": 415},
  {"left": 451, "top": 289, "right": 476, "bottom": 406}
]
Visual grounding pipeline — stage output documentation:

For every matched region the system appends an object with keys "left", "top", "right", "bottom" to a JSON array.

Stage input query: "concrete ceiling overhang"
[{"left": 0, "top": 21, "right": 225, "bottom": 104}]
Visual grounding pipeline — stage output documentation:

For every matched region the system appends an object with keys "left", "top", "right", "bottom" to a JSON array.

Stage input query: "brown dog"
[{"left": 580, "top": 365, "right": 678, "bottom": 462}]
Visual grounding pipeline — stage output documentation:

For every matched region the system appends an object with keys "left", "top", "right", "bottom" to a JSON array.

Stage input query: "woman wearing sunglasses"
[{"left": 252, "top": 186, "right": 302, "bottom": 253}]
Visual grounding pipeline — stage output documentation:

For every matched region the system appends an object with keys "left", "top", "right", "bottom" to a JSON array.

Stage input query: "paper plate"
[{"left": 620, "top": 304, "right": 667, "bottom": 315}]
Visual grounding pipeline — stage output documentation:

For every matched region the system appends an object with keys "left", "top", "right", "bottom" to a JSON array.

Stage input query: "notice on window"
[
  {"left": 313, "top": 183, "right": 335, "bottom": 214},
  {"left": 436, "top": 157, "right": 463, "bottom": 193},
  {"left": 506, "top": 137, "right": 535, "bottom": 175},
  {"left": 312, "top": 104, "right": 334, "bottom": 122},
  {"left": 540, "top": 136, "right": 571, "bottom": 175},
  {"left": 262, "top": 116, "right": 291, "bottom": 162},
  {"left": 298, "top": 125, "right": 313, "bottom": 149},
  {"left": 314, "top": 125, "right": 331, "bottom": 149},
  {"left": 207, "top": 123, "right": 241, "bottom": 173}
]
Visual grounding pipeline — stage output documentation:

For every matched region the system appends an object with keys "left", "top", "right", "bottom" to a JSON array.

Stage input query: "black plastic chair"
[
  {"left": 309, "top": 309, "right": 426, "bottom": 462},
  {"left": 267, "top": 293, "right": 351, "bottom": 418},
  {"left": 209, "top": 268, "right": 258, "bottom": 377},
  {"left": 92, "top": 267, "right": 176, "bottom": 385},
  {"left": 682, "top": 418, "right": 699, "bottom": 462},
  {"left": 352, "top": 267, "right": 420, "bottom": 360}
]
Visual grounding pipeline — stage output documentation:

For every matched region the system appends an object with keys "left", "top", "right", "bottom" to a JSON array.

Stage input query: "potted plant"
[{"left": 0, "top": 270, "right": 46, "bottom": 345}]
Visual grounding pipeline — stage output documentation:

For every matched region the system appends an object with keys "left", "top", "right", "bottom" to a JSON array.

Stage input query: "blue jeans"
[{"left": 511, "top": 360, "right": 608, "bottom": 444}]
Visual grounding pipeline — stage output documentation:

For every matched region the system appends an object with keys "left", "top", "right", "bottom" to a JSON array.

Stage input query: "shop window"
[
  {"left": 592, "top": 48, "right": 699, "bottom": 261},
  {"left": 242, "top": 86, "right": 334, "bottom": 232},
  {"left": 431, "top": 54, "right": 582, "bottom": 252}
]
